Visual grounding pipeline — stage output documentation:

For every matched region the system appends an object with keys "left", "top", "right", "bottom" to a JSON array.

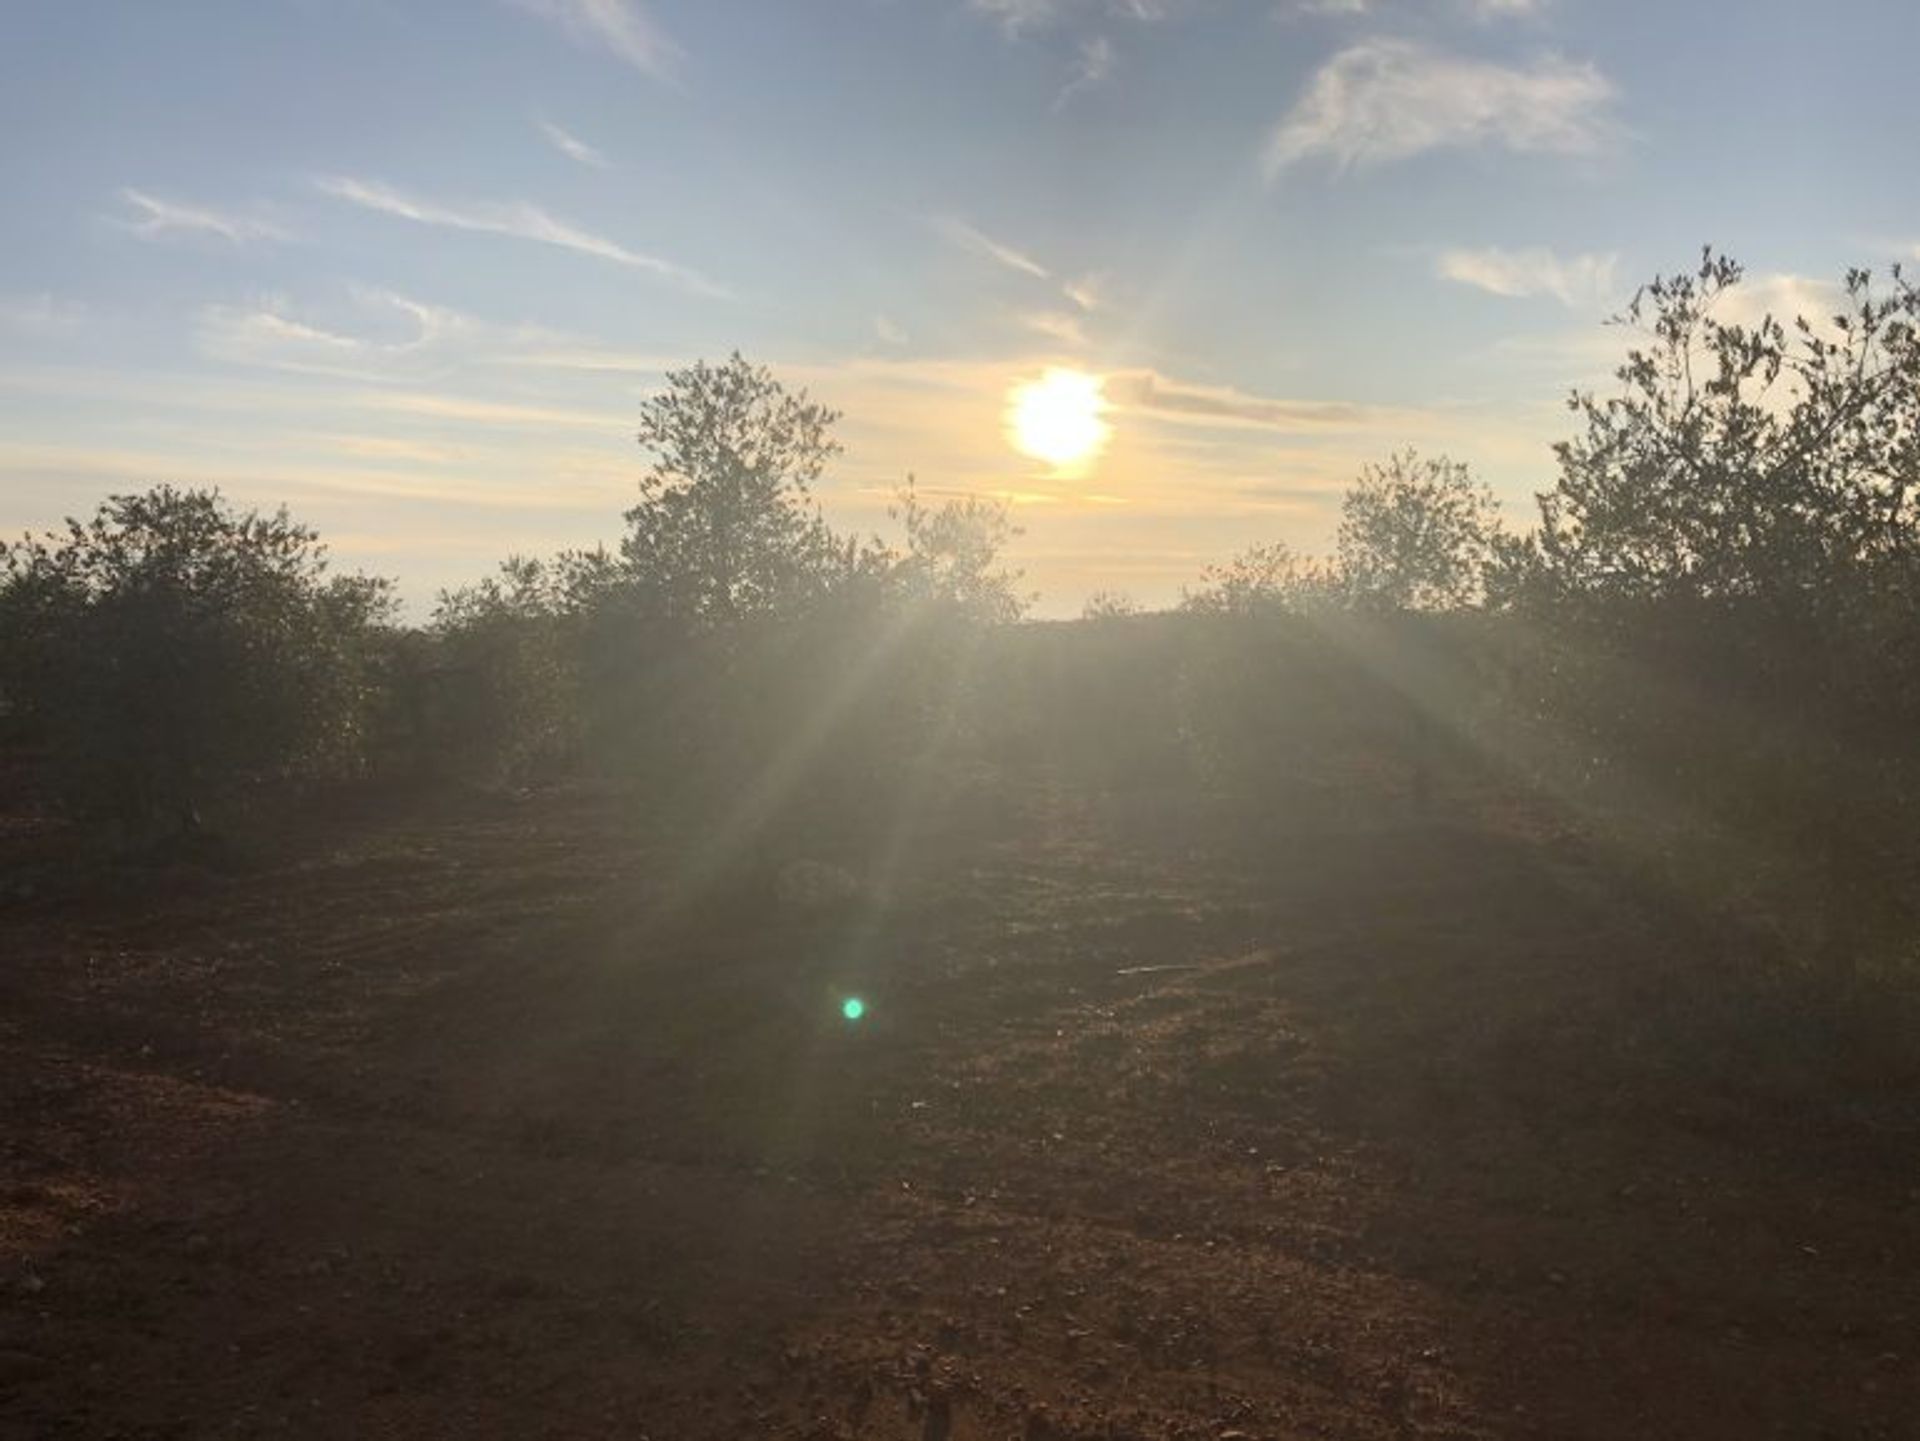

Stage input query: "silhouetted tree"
[
  {"left": 1080, "top": 589, "right": 1140, "bottom": 621},
  {"left": 622, "top": 353, "right": 864, "bottom": 624},
  {"left": 1484, "top": 252, "right": 1920, "bottom": 973},
  {"left": 429, "top": 555, "right": 589, "bottom": 780},
  {"left": 1337, "top": 450, "right": 1501, "bottom": 611},
  {"left": 0, "top": 486, "right": 392, "bottom": 836},
  {"left": 1181, "top": 541, "right": 1333, "bottom": 616},
  {"left": 891, "top": 478, "right": 1030, "bottom": 624},
  {"left": 1513, "top": 250, "right": 1920, "bottom": 605}
]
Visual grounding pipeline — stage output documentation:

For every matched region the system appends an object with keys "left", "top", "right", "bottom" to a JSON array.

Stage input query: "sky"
[{"left": 3, "top": 0, "right": 1917, "bottom": 615}]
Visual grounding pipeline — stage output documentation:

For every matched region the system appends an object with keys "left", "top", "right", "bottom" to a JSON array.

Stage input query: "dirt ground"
[{"left": 1, "top": 781, "right": 1916, "bottom": 1439}]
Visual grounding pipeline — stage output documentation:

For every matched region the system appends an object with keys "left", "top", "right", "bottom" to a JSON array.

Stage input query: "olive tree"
[
  {"left": 429, "top": 554, "right": 595, "bottom": 780},
  {"left": 1336, "top": 450, "right": 1502, "bottom": 611},
  {"left": 1181, "top": 541, "right": 1334, "bottom": 616},
  {"left": 1524, "top": 250, "right": 1920, "bottom": 604},
  {"left": 622, "top": 353, "right": 859, "bottom": 624},
  {"left": 0, "top": 486, "right": 392, "bottom": 835},
  {"left": 1493, "top": 252, "right": 1920, "bottom": 973},
  {"left": 890, "top": 478, "right": 1029, "bottom": 625}
]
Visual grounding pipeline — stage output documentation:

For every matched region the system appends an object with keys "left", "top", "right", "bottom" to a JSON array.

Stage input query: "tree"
[
  {"left": 890, "top": 478, "right": 1030, "bottom": 624},
  {"left": 1181, "top": 541, "right": 1333, "bottom": 616},
  {"left": 1081, "top": 590, "right": 1140, "bottom": 621},
  {"left": 1336, "top": 450, "right": 1501, "bottom": 611},
  {"left": 429, "top": 555, "right": 590, "bottom": 779},
  {"left": 622, "top": 353, "right": 859, "bottom": 624},
  {"left": 1490, "top": 252, "right": 1920, "bottom": 974},
  {"left": 0, "top": 486, "right": 392, "bottom": 835},
  {"left": 1525, "top": 249, "right": 1920, "bottom": 605}
]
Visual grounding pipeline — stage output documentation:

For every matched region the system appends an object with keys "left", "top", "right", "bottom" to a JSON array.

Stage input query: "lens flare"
[{"left": 841, "top": 996, "right": 866, "bottom": 1022}]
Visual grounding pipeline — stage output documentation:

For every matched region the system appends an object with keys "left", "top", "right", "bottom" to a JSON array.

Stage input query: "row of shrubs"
[{"left": 5, "top": 257, "right": 1920, "bottom": 979}]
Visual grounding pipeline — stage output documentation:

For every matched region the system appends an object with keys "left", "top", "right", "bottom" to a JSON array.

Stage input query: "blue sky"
[{"left": 4, "top": 0, "right": 1915, "bottom": 612}]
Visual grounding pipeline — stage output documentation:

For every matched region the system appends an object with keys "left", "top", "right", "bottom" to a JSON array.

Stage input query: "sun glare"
[{"left": 1007, "top": 368, "right": 1110, "bottom": 471}]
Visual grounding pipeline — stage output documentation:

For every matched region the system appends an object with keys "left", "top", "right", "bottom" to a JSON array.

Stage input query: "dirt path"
[{"left": 2, "top": 787, "right": 1916, "bottom": 1438}]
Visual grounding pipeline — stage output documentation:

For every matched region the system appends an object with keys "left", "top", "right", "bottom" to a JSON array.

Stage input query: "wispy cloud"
[
  {"left": 1713, "top": 271, "right": 1848, "bottom": 336},
  {"left": 363, "top": 391, "right": 628, "bottom": 430},
  {"left": 1020, "top": 310, "right": 1089, "bottom": 347},
  {"left": 1105, "top": 369, "right": 1405, "bottom": 432},
  {"left": 200, "top": 307, "right": 361, "bottom": 365},
  {"left": 1063, "top": 274, "right": 1104, "bottom": 312},
  {"left": 971, "top": 0, "right": 1173, "bottom": 36},
  {"left": 1488, "top": 268, "right": 1855, "bottom": 416},
  {"left": 535, "top": 115, "right": 609, "bottom": 168},
  {"left": 971, "top": 0, "right": 1051, "bottom": 33},
  {"left": 0, "top": 358, "right": 639, "bottom": 435},
  {"left": 0, "top": 439, "right": 619, "bottom": 517},
  {"left": 197, "top": 286, "right": 696, "bottom": 386},
  {"left": 1287, "top": 0, "right": 1371, "bottom": 15},
  {"left": 507, "top": 0, "right": 679, "bottom": 79},
  {"left": 933, "top": 216, "right": 1051, "bottom": 280},
  {"left": 1503, "top": 267, "right": 1850, "bottom": 341},
  {"left": 314, "top": 176, "right": 728, "bottom": 297},
  {"left": 196, "top": 289, "right": 482, "bottom": 380},
  {"left": 1437, "top": 246, "right": 1618, "bottom": 307},
  {"left": 119, "top": 189, "right": 286, "bottom": 244},
  {"left": 1054, "top": 35, "right": 1116, "bottom": 109},
  {"left": 1265, "top": 39, "right": 1616, "bottom": 176},
  {"left": 873, "top": 313, "right": 909, "bottom": 347},
  {"left": 325, "top": 434, "right": 474, "bottom": 466},
  {"left": 0, "top": 339, "right": 1563, "bottom": 616}
]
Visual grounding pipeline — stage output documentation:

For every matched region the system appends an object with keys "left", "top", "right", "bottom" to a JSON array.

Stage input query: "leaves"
[
  {"left": 0, "top": 486, "right": 393, "bottom": 830},
  {"left": 1336, "top": 450, "right": 1501, "bottom": 612},
  {"left": 621, "top": 353, "right": 854, "bottom": 625},
  {"left": 1181, "top": 542, "right": 1336, "bottom": 617},
  {"left": 891, "top": 478, "right": 1030, "bottom": 625},
  {"left": 1528, "top": 249, "right": 1920, "bottom": 608}
]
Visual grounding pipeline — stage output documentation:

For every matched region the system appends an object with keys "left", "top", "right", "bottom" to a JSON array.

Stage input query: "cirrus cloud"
[
  {"left": 535, "top": 116, "right": 609, "bottom": 168},
  {"left": 931, "top": 215, "right": 1052, "bottom": 280},
  {"left": 315, "top": 175, "right": 729, "bottom": 298},
  {"left": 1437, "top": 246, "right": 1619, "bottom": 307},
  {"left": 1054, "top": 35, "right": 1117, "bottom": 109},
  {"left": 119, "top": 189, "right": 286, "bottom": 244},
  {"left": 507, "top": 0, "right": 679, "bottom": 80},
  {"left": 970, "top": 0, "right": 1174, "bottom": 37},
  {"left": 1265, "top": 39, "right": 1617, "bottom": 176}
]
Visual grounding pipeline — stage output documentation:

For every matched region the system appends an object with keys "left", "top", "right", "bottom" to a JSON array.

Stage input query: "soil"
[{"left": 1, "top": 782, "right": 1916, "bottom": 1439}]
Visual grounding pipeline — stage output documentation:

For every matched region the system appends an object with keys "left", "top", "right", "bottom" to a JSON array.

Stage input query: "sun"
[{"left": 1007, "top": 368, "right": 1110, "bottom": 471}]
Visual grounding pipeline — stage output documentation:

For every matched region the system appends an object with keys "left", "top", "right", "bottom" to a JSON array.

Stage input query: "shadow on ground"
[{"left": 2, "top": 783, "right": 1916, "bottom": 1438}]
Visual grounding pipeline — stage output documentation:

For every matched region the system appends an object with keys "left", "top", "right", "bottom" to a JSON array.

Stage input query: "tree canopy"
[
  {"left": 1518, "top": 250, "right": 1920, "bottom": 607},
  {"left": 622, "top": 353, "right": 862, "bottom": 624},
  {"left": 1337, "top": 450, "right": 1501, "bottom": 612},
  {"left": 1181, "top": 541, "right": 1333, "bottom": 617},
  {"left": 0, "top": 486, "right": 392, "bottom": 833}
]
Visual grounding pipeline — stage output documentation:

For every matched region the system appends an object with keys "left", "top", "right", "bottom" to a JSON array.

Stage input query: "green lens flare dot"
[{"left": 841, "top": 997, "right": 866, "bottom": 1022}]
